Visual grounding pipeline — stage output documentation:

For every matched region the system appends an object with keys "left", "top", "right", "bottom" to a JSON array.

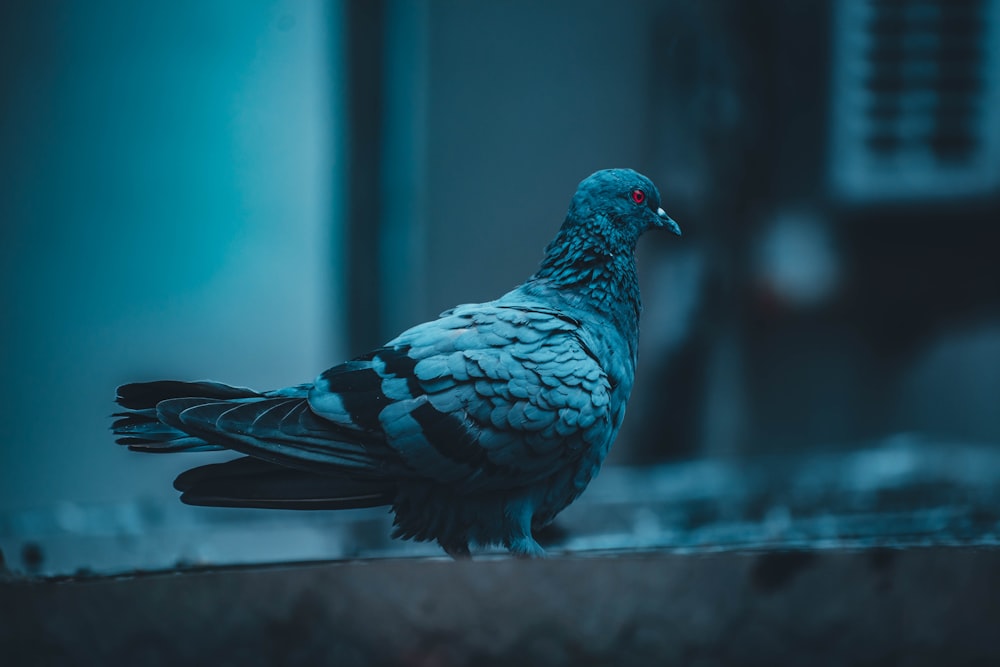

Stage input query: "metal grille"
[{"left": 830, "top": 0, "right": 1000, "bottom": 200}]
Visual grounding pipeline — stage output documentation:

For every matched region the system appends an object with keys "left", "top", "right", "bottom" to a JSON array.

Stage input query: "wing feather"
[
  {"left": 139, "top": 303, "right": 613, "bottom": 494},
  {"left": 302, "top": 302, "right": 613, "bottom": 492}
]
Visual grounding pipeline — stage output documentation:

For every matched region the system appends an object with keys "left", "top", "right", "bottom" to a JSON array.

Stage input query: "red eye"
[{"left": 631, "top": 189, "right": 646, "bottom": 205}]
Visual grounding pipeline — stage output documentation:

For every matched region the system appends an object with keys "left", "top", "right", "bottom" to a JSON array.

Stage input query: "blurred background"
[{"left": 1, "top": 0, "right": 999, "bottom": 575}]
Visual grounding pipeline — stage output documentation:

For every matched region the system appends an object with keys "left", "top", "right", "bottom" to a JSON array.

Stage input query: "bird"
[{"left": 113, "top": 168, "right": 681, "bottom": 558}]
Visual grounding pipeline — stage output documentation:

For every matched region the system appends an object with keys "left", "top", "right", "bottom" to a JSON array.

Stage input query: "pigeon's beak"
[{"left": 656, "top": 207, "right": 682, "bottom": 236}]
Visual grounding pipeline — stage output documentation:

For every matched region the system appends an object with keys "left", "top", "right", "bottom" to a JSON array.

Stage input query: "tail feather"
[
  {"left": 112, "top": 380, "right": 253, "bottom": 452},
  {"left": 155, "top": 396, "right": 389, "bottom": 474},
  {"left": 112, "top": 379, "right": 404, "bottom": 507},
  {"left": 174, "top": 456, "right": 395, "bottom": 510},
  {"left": 113, "top": 406, "right": 223, "bottom": 452},
  {"left": 115, "top": 380, "right": 261, "bottom": 410}
]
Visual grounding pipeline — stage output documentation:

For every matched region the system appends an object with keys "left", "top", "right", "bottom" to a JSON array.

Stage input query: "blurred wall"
[
  {"left": 0, "top": 1, "right": 340, "bottom": 511},
  {"left": 3, "top": 0, "right": 999, "bottom": 516},
  {"left": 376, "top": 0, "right": 1000, "bottom": 462},
  {"left": 378, "top": 0, "right": 677, "bottom": 335},
  {"left": 374, "top": 0, "right": 705, "bottom": 464}
]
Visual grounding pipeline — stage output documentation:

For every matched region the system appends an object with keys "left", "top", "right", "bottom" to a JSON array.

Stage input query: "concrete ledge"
[
  {"left": 4, "top": 438, "right": 1000, "bottom": 576},
  {"left": 3, "top": 547, "right": 999, "bottom": 666}
]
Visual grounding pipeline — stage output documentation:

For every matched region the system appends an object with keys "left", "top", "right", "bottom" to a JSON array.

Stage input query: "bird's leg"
[
  {"left": 509, "top": 535, "right": 547, "bottom": 559},
  {"left": 507, "top": 501, "right": 547, "bottom": 558},
  {"left": 442, "top": 542, "right": 472, "bottom": 560}
]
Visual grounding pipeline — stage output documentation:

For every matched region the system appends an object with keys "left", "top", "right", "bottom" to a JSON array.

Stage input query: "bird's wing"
[
  {"left": 309, "top": 302, "right": 613, "bottom": 492},
  {"left": 150, "top": 393, "right": 401, "bottom": 476},
  {"left": 114, "top": 381, "right": 314, "bottom": 453},
  {"left": 115, "top": 381, "right": 402, "bottom": 506}
]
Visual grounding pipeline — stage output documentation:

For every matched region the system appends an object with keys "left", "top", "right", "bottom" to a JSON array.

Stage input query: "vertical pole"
[{"left": 343, "top": 0, "right": 386, "bottom": 355}]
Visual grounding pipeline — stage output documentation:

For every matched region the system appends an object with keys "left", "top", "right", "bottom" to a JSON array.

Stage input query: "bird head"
[{"left": 567, "top": 168, "right": 681, "bottom": 241}]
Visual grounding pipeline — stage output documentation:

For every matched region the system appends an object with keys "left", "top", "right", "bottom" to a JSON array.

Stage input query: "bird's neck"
[{"left": 524, "top": 220, "right": 643, "bottom": 333}]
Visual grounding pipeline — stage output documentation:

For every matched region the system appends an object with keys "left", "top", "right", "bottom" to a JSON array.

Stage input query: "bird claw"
[{"left": 443, "top": 543, "right": 472, "bottom": 560}]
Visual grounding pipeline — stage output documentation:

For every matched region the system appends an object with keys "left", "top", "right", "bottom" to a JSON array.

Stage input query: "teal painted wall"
[{"left": 0, "top": 1, "right": 342, "bottom": 510}]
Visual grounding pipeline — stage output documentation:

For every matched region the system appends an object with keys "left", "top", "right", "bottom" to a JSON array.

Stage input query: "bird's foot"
[
  {"left": 443, "top": 542, "right": 472, "bottom": 560},
  {"left": 509, "top": 536, "right": 547, "bottom": 559}
]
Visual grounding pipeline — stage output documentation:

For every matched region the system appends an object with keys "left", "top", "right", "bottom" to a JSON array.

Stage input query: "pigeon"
[{"left": 113, "top": 168, "right": 681, "bottom": 558}]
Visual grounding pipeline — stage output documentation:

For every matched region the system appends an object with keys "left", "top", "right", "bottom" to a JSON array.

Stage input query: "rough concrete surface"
[{"left": 3, "top": 547, "right": 999, "bottom": 666}]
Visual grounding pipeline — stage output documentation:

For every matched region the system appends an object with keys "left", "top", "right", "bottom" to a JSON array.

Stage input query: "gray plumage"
[{"left": 113, "top": 168, "right": 681, "bottom": 557}]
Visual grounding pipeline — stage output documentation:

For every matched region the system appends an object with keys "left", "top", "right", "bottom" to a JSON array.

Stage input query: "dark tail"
[
  {"left": 174, "top": 456, "right": 395, "bottom": 510},
  {"left": 112, "top": 380, "right": 262, "bottom": 452},
  {"left": 113, "top": 380, "right": 397, "bottom": 510}
]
